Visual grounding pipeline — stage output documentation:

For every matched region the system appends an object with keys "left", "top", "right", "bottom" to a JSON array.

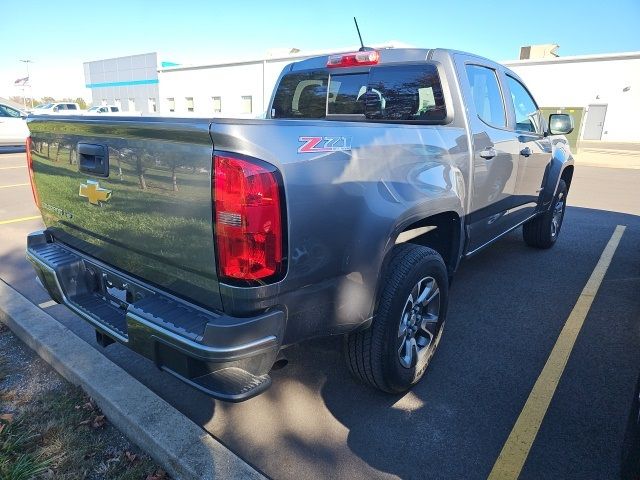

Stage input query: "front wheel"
[
  {"left": 345, "top": 244, "right": 448, "bottom": 393},
  {"left": 523, "top": 179, "right": 568, "bottom": 249}
]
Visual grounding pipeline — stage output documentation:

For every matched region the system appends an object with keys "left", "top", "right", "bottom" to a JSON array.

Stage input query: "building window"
[
  {"left": 114, "top": 99, "right": 121, "bottom": 109},
  {"left": 128, "top": 98, "right": 136, "bottom": 112},
  {"left": 241, "top": 95, "right": 252, "bottom": 114},
  {"left": 212, "top": 96, "right": 222, "bottom": 113},
  {"left": 186, "top": 97, "right": 194, "bottom": 112},
  {"left": 167, "top": 97, "right": 175, "bottom": 112},
  {"left": 148, "top": 97, "right": 157, "bottom": 113},
  {"left": 101, "top": 98, "right": 107, "bottom": 106}
]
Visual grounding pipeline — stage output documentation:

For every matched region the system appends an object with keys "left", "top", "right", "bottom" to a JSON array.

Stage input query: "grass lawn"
[{"left": 0, "top": 322, "right": 170, "bottom": 480}]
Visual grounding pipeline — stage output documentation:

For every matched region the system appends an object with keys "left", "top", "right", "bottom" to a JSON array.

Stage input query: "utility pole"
[{"left": 19, "top": 59, "right": 33, "bottom": 108}]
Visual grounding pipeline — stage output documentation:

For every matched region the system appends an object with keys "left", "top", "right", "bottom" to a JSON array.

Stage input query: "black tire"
[
  {"left": 523, "top": 179, "right": 568, "bottom": 249},
  {"left": 345, "top": 244, "right": 448, "bottom": 393}
]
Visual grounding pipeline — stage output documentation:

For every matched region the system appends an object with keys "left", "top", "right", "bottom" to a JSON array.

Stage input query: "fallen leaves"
[
  {"left": 78, "top": 414, "right": 106, "bottom": 429},
  {"left": 124, "top": 450, "right": 138, "bottom": 464},
  {"left": 0, "top": 412, "right": 14, "bottom": 434},
  {"left": 146, "top": 468, "right": 168, "bottom": 480},
  {"left": 74, "top": 398, "right": 97, "bottom": 411}
]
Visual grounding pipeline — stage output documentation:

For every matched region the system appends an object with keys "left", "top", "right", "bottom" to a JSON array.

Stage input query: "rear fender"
[{"left": 364, "top": 195, "right": 464, "bottom": 324}]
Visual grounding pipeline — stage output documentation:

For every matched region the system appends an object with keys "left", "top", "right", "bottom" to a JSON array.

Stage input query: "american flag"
[{"left": 14, "top": 76, "right": 29, "bottom": 86}]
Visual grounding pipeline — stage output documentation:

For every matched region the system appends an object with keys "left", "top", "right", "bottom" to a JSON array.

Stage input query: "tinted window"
[
  {"left": 366, "top": 64, "right": 446, "bottom": 122},
  {"left": 67, "top": 104, "right": 77, "bottom": 110},
  {"left": 272, "top": 71, "right": 328, "bottom": 119},
  {"left": 465, "top": 65, "right": 506, "bottom": 128},
  {"left": 56, "top": 104, "right": 66, "bottom": 110},
  {"left": 272, "top": 63, "right": 447, "bottom": 123},
  {"left": 0, "top": 105, "right": 21, "bottom": 118},
  {"left": 328, "top": 73, "right": 367, "bottom": 114},
  {"left": 506, "top": 75, "right": 541, "bottom": 134}
]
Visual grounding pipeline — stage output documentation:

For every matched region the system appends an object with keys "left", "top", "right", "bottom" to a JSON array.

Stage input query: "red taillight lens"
[
  {"left": 26, "top": 137, "right": 40, "bottom": 209},
  {"left": 214, "top": 154, "right": 284, "bottom": 282},
  {"left": 327, "top": 50, "right": 379, "bottom": 68}
]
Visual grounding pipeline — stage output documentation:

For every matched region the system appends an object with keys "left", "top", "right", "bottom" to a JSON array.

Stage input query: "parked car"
[
  {"left": 86, "top": 105, "right": 121, "bottom": 114},
  {"left": 32, "top": 102, "right": 83, "bottom": 115},
  {"left": 84, "top": 105, "right": 142, "bottom": 116},
  {"left": 25, "top": 47, "right": 574, "bottom": 401},
  {"left": 0, "top": 102, "right": 29, "bottom": 147}
]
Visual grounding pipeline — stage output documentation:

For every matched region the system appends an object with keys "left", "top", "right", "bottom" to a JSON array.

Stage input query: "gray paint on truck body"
[{"left": 26, "top": 48, "right": 573, "bottom": 348}]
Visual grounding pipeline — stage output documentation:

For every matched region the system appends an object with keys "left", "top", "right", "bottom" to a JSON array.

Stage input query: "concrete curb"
[{"left": 0, "top": 279, "right": 265, "bottom": 480}]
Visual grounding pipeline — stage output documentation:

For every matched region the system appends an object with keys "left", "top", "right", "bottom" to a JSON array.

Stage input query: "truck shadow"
[{"left": 197, "top": 206, "right": 640, "bottom": 480}]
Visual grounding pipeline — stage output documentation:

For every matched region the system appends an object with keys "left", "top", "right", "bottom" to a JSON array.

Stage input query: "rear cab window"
[{"left": 271, "top": 63, "right": 447, "bottom": 123}]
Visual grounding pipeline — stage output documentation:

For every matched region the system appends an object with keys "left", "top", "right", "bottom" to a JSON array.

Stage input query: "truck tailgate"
[{"left": 27, "top": 116, "right": 223, "bottom": 311}]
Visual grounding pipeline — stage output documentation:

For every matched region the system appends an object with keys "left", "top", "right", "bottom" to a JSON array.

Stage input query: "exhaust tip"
[{"left": 271, "top": 354, "right": 288, "bottom": 371}]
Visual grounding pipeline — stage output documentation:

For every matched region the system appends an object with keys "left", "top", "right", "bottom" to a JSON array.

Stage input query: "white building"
[
  {"left": 505, "top": 51, "right": 640, "bottom": 144},
  {"left": 84, "top": 52, "right": 159, "bottom": 114},
  {"left": 156, "top": 42, "right": 411, "bottom": 118},
  {"left": 84, "top": 47, "right": 640, "bottom": 147}
]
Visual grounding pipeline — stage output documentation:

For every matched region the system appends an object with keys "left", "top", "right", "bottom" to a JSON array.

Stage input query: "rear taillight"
[
  {"left": 327, "top": 50, "right": 379, "bottom": 68},
  {"left": 26, "top": 137, "right": 40, "bottom": 209},
  {"left": 213, "top": 154, "right": 284, "bottom": 283}
]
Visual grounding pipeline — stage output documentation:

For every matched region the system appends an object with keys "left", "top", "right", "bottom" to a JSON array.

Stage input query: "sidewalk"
[{"left": 573, "top": 150, "right": 640, "bottom": 169}]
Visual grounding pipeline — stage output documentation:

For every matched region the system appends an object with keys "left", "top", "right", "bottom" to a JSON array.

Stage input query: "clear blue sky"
[{"left": 1, "top": 0, "right": 638, "bottom": 97}]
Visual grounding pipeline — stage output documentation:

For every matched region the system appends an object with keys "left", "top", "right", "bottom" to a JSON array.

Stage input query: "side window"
[
  {"left": 0, "top": 105, "right": 20, "bottom": 118},
  {"left": 506, "top": 75, "right": 541, "bottom": 134},
  {"left": 465, "top": 65, "right": 506, "bottom": 128},
  {"left": 67, "top": 104, "right": 77, "bottom": 110},
  {"left": 56, "top": 104, "right": 66, "bottom": 111}
]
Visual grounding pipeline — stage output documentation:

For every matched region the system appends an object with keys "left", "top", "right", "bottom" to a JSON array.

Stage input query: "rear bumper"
[{"left": 26, "top": 230, "right": 285, "bottom": 401}]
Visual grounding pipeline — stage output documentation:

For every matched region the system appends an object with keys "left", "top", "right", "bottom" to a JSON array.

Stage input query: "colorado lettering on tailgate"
[{"left": 298, "top": 136, "right": 352, "bottom": 153}]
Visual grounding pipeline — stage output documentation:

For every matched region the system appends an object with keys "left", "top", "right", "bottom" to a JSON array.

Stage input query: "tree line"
[{"left": 9, "top": 96, "right": 88, "bottom": 109}]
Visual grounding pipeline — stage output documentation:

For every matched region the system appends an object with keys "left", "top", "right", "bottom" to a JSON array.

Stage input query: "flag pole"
[{"left": 19, "top": 59, "right": 33, "bottom": 109}]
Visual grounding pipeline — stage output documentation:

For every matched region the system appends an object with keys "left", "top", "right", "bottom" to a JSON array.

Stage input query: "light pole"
[{"left": 19, "top": 59, "right": 33, "bottom": 109}]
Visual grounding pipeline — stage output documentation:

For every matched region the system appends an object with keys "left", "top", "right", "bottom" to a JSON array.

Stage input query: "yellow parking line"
[
  {"left": 488, "top": 225, "right": 626, "bottom": 480},
  {"left": 0, "top": 215, "right": 41, "bottom": 226},
  {"left": 0, "top": 183, "right": 29, "bottom": 189},
  {"left": 0, "top": 166, "right": 26, "bottom": 170}
]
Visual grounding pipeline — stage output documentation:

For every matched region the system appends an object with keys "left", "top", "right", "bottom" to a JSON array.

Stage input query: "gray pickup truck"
[{"left": 25, "top": 47, "right": 574, "bottom": 401}]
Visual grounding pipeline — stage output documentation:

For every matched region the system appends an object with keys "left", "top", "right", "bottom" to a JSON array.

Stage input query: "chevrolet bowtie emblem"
[{"left": 79, "top": 180, "right": 111, "bottom": 205}]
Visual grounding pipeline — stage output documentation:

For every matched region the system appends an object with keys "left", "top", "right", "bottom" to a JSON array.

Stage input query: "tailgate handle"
[{"left": 78, "top": 143, "right": 109, "bottom": 177}]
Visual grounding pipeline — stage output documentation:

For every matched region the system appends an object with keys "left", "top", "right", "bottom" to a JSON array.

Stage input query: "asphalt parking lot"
[{"left": 1, "top": 151, "right": 639, "bottom": 479}]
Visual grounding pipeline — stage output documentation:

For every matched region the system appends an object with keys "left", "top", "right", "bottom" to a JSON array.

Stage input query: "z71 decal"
[{"left": 298, "top": 136, "right": 352, "bottom": 154}]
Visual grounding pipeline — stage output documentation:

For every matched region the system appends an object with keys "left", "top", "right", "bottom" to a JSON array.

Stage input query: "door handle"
[
  {"left": 520, "top": 147, "right": 533, "bottom": 157},
  {"left": 479, "top": 148, "right": 496, "bottom": 159}
]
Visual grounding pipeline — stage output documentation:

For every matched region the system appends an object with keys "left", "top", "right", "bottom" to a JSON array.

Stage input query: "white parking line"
[{"left": 0, "top": 166, "right": 26, "bottom": 170}]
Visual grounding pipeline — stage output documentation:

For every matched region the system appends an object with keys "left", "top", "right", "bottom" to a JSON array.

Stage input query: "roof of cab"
[{"left": 288, "top": 48, "right": 433, "bottom": 71}]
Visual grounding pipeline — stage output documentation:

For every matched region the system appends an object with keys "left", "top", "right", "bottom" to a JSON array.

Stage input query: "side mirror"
[{"left": 548, "top": 113, "right": 574, "bottom": 135}]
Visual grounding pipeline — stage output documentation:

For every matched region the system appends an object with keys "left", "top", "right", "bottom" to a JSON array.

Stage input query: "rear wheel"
[
  {"left": 523, "top": 179, "right": 568, "bottom": 249},
  {"left": 345, "top": 244, "right": 448, "bottom": 393}
]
